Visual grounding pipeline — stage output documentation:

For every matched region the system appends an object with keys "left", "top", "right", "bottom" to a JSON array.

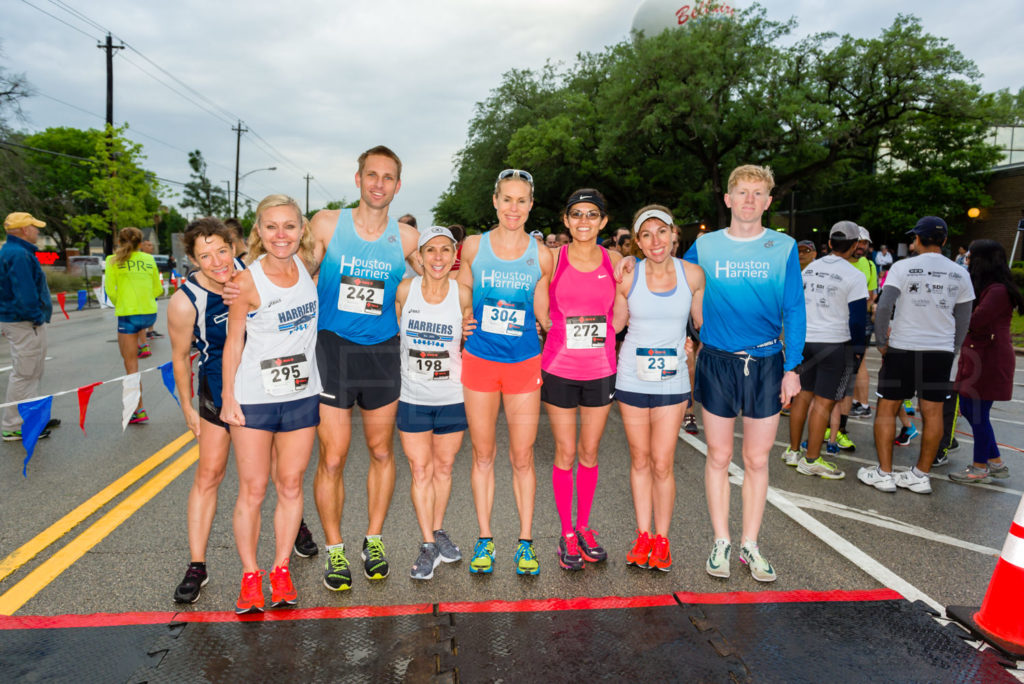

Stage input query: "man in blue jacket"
[{"left": 1, "top": 212, "right": 54, "bottom": 441}]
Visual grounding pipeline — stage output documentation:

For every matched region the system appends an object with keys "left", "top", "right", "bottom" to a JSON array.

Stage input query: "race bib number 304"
[
  {"left": 260, "top": 353, "right": 311, "bottom": 396},
  {"left": 635, "top": 347, "right": 678, "bottom": 382},
  {"left": 408, "top": 349, "right": 450, "bottom": 380},
  {"left": 339, "top": 275, "right": 384, "bottom": 316},
  {"left": 481, "top": 299, "right": 525, "bottom": 337},
  {"left": 566, "top": 315, "right": 607, "bottom": 350}
]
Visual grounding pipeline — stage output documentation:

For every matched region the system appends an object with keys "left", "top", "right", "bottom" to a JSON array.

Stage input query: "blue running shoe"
[{"left": 894, "top": 424, "right": 919, "bottom": 447}]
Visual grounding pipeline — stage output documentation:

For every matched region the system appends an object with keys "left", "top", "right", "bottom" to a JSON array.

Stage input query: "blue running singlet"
[
  {"left": 317, "top": 209, "right": 406, "bottom": 345},
  {"left": 464, "top": 231, "right": 542, "bottom": 363},
  {"left": 684, "top": 228, "right": 805, "bottom": 371}
]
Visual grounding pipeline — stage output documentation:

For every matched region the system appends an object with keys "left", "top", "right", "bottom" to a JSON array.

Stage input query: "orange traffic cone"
[{"left": 947, "top": 494, "right": 1024, "bottom": 659}]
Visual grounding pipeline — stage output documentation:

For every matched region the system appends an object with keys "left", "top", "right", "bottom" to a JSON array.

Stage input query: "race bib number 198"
[{"left": 408, "top": 350, "right": 450, "bottom": 380}]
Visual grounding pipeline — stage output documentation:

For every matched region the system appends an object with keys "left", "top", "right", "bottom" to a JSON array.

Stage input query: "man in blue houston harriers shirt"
[{"left": 684, "top": 164, "right": 805, "bottom": 584}]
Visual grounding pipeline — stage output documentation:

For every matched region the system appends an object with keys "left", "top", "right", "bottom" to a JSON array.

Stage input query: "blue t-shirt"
[
  {"left": 464, "top": 231, "right": 542, "bottom": 363},
  {"left": 684, "top": 228, "right": 805, "bottom": 371},
  {"left": 317, "top": 209, "right": 406, "bottom": 344}
]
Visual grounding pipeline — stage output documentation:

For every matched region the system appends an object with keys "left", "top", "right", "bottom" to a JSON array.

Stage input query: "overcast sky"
[{"left": 5, "top": 1, "right": 1023, "bottom": 229}]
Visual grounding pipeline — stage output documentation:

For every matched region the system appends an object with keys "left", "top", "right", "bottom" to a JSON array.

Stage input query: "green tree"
[
  {"left": 69, "top": 124, "right": 162, "bottom": 244},
  {"left": 435, "top": 7, "right": 1003, "bottom": 239},
  {"left": 180, "top": 149, "right": 229, "bottom": 217},
  {"left": 17, "top": 127, "right": 105, "bottom": 254}
]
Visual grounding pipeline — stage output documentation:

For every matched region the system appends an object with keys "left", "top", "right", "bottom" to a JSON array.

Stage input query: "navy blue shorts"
[
  {"left": 118, "top": 313, "right": 157, "bottom": 334},
  {"left": 396, "top": 401, "right": 467, "bottom": 434},
  {"left": 615, "top": 389, "right": 689, "bottom": 409},
  {"left": 198, "top": 373, "right": 229, "bottom": 430},
  {"left": 695, "top": 345, "right": 783, "bottom": 419},
  {"left": 240, "top": 395, "right": 320, "bottom": 432}
]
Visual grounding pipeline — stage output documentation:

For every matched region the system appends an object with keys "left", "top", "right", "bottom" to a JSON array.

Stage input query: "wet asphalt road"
[{"left": 0, "top": 300, "right": 1021, "bottom": 620}]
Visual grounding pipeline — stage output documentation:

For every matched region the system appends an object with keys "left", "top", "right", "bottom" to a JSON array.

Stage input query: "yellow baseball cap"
[{"left": 4, "top": 212, "right": 46, "bottom": 230}]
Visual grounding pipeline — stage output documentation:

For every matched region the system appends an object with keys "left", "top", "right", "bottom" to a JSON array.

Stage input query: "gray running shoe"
[
  {"left": 739, "top": 542, "right": 777, "bottom": 583},
  {"left": 797, "top": 456, "right": 845, "bottom": 480},
  {"left": 410, "top": 543, "right": 441, "bottom": 580},
  {"left": 948, "top": 465, "right": 991, "bottom": 484},
  {"left": 706, "top": 539, "right": 731, "bottom": 578},
  {"left": 433, "top": 529, "right": 462, "bottom": 563},
  {"left": 988, "top": 462, "right": 1010, "bottom": 479},
  {"left": 781, "top": 448, "right": 802, "bottom": 466},
  {"left": 857, "top": 466, "right": 896, "bottom": 493},
  {"left": 323, "top": 545, "right": 352, "bottom": 591}
]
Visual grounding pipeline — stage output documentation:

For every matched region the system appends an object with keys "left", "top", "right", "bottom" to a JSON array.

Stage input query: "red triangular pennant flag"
[
  {"left": 77, "top": 382, "right": 102, "bottom": 434},
  {"left": 57, "top": 292, "right": 69, "bottom": 319}
]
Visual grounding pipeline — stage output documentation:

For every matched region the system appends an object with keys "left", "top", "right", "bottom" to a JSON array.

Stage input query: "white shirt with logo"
[
  {"left": 885, "top": 252, "right": 974, "bottom": 352},
  {"left": 802, "top": 255, "right": 868, "bottom": 344}
]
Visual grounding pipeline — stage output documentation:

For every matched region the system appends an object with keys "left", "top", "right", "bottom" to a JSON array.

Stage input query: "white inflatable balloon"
[{"left": 631, "top": 0, "right": 737, "bottom": 39}]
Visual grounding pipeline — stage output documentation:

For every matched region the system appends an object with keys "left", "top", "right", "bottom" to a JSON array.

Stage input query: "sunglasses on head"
[{"left": 496, "top": 168, "right": 534, "bottom": 185}]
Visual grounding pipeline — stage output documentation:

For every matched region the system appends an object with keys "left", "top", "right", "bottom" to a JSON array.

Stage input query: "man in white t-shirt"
[
  {"left": 783, "top": 221, "right": 868, "bottom": 480},
  {"left": 874, "top": 244, "right": 893, "bottom": 272},
  {"left": 859, "top": 216, "right": 974, "bottom": 494}
]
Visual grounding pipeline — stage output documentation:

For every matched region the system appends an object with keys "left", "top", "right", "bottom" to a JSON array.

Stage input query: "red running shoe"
[
  {"left": 626, "top": 530, "right": 652, "bottom": 568},
  {"left": 270, "top": 564, "right": 297, "bottom": 607},
  {"left": 235, "top": 570, "right": 264, "bottom": 614},
  {"left": 648, "top": 534, "right": 672, "bottom": 572}
]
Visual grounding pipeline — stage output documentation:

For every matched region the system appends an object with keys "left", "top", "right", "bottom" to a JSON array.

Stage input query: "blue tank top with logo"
[
  {"left": 465, "top": 231, "right": 542, "bottom": 363},
  {"left": 317, "top": 209, "right": 406, "bottom": 344}
]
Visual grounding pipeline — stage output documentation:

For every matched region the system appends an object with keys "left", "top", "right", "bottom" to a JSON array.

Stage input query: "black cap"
[
  {"left": 565, "top": 190, "right": 606, "bottom": 214},
  {"left": 907, "top": 216, "right": 948, "bottom": 241}
]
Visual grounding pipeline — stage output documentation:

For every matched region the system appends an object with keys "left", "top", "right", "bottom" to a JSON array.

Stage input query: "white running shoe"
[
  {"left": 781, "top": 448, "right": 803, "bottom": 466},
  {"left": 894, "top": 469, "right": 932, "bottom": 494},
  {"left": 857, "top": 466, "right": 896, "bottom": 492}
]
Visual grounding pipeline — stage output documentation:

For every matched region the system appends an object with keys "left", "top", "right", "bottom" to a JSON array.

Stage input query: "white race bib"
[
  {"left": 259, "top": 353, "right": 311, "bottom": 396},
  {"left": 481, "top": 300, "right": 525, "bottom": 337},
  {"left": 635, "top": 348, "right": 678, "bottom": 382},
  {"left": 339, "top": 275, "right": 385, "bottom": 316},
  {"left": 565, "top": 315, "right": 607, "bottom": 350},
  {"left": 408, "top": 349, "right": 451, "bottom": 380}
]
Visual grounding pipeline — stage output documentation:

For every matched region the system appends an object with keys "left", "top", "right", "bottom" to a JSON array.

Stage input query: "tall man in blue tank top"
[
  {"left": 309, "top": 146, "right": 421, "bottom": 591},
  {"left": 685, "top": 165, "right": 805, "bottom": 583}
]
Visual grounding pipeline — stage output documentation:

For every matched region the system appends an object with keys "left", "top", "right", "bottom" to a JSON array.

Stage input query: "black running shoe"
[
  {"left": 362, "top": 537, "right": 390, "bottom": 580},
  {"left": 146, "top": 330, "right": 164, "bottom": 338},
  {"left": 293, "top": 519, "right": 319, "bottom": 557},
  {"left": 173, "top": 562, "right": 208, "bottom": 604}
]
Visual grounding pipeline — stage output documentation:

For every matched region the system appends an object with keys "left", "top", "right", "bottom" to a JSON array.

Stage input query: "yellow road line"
[
  {"left": 0, "top": 445, "right": 200, "bottom": 616},
  {"left": 0, "top": 431, "right": 194, "bottom": 584}
]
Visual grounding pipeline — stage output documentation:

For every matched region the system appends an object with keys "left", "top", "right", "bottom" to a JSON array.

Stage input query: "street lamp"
[{"left": 234, "top": 166, "right": 276, "bottom": 218}]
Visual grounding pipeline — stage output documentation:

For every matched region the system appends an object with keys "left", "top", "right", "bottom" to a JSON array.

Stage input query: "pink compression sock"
[
  {"left": 552, "top": 465, "right": 574, "bottom": 536},
  {"left": 575, "top": 463, "right": 598, "bottom": 530}
]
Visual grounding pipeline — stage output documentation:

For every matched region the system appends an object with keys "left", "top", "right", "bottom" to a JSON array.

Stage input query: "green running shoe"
[
  {"left": 514, "top": 540, "right": 539, "bottom": 576},
  {"left": 470, "top": 538, "right": 495, "bottom": 574},
  {"left": 361, "top": 537, "right": 390, "bottom": 580}
]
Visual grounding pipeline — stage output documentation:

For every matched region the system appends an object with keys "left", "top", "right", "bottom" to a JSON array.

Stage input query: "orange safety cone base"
[{"left": 946, "top": 604, "right": 1024, "bottom": 661}]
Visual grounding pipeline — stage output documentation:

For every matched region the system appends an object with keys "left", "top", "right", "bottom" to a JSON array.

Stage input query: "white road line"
[
  {"left": 679, "top": 430, "right": 944, "bottom": 612},
  {"left": 768, "top": 438, "right": 1023, "bottom": 497},
  {"left": 777, "top": 489, "right": 1000, "bottom": 556},
  {"left": 989, "top": 416, "right": 1024, "bottom": 427}
]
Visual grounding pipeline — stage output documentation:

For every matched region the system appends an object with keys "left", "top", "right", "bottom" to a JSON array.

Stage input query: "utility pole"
[
  {"left": 97, "top": 32, "right": 124, "bottom": 255},
  {"left": 232, "top": 120, "right": 248, "bottom": 219},
  {"left": 303, "top": 174, "right": 313, "bottom": 216}
]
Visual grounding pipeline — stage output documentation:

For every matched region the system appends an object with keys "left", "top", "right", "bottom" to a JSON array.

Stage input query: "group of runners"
[{"left": 168, "top": 144, "right": 989, "bottom": 614}]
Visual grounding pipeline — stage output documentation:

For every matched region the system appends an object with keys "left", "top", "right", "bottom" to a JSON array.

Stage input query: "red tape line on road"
[{"left": 0, "top": 588, "right": 903, "bottom": 630}]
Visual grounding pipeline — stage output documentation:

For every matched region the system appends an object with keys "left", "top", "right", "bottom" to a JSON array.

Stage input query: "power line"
[
  {"left": 34, "top": 92, "right": 105, "bottom": 122},
  {"left": 18, "top": 0, "right": 98, "bottom": 41},
  {"left": 117, "top": 53, "right": 235, "bottom": 127},
  {"left": 46, "top": 0, "right": 106, "bottom": 33},
  {"left": 0, "top": 139, "right": 190, "bottom": 188}
]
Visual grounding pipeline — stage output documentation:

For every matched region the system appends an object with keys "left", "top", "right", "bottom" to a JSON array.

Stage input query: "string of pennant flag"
[{"left": 3, "top": 359, "right": 189, "bottom": 478}]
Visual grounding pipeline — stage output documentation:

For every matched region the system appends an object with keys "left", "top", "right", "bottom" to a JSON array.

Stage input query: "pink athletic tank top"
[{"left": 541, "top": 245, "right": 617, "bottom": 380}]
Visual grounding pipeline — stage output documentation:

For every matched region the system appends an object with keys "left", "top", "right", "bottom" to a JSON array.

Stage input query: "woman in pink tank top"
[{"left": 538, "top": 188, "right": 626, "bottom": 571}]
